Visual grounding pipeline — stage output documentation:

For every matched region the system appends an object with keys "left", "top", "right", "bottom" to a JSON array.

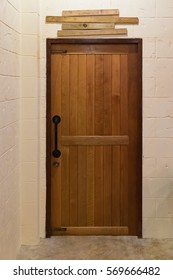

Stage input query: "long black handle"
[{"left": 52, "top": 115, "right": 61, "bottom": 158}]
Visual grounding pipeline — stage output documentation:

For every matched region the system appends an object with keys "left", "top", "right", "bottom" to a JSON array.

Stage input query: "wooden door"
[{"left": 46, "top": 39, "right": 142, "bottom": 237}]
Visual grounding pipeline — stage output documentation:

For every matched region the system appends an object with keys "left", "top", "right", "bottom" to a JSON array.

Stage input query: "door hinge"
[{"left": 54, "top": 227, "right": 67, "bottom": 232}]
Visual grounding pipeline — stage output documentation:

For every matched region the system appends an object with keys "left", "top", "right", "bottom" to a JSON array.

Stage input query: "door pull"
[{"left": 52, "top": 115, "right": 61, "bottom": 158}]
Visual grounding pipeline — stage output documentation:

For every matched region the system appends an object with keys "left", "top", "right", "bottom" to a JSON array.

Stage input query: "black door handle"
[{"left": 52, "top": 115, "right": 61, "bottom": 158}]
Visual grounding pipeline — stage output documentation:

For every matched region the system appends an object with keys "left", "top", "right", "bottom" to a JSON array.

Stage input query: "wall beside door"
[
  {"left": 20, "top": 0, "right": 40, "bottom": 245},
  {"left": 0, "top": 0, "right": 41, "bottom": 257},
  {"left": 0, "top": 0, "right": 21, "bottom": 259}
]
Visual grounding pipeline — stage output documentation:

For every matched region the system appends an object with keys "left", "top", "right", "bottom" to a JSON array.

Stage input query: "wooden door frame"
[{"left": 46, "top": 38, "right": 142, "bottom": 238}]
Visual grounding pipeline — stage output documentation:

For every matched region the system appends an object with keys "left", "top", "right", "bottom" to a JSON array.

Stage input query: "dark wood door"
[{"left": 46, "top": 39, "right": 142, "bottom": 237}]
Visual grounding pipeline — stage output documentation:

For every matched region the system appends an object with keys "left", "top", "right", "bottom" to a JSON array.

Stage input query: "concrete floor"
[{"left": 17, "top": 236, "right": 173, "bottom": 260}]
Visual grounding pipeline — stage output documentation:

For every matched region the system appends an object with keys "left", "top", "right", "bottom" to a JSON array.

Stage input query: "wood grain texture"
[
  {"left": 127, "top": 52, "right": 140, "bottom": 235},
  {"left": 46, "top": 16, "right": 139, "bottom": 24},
  {"left": 61, "top": 55, "right": 70, "bottom": 226},
  {"left": 77, "top": 55, "right": 87, "bottom": 226},
  {"left": 62, "top": 23, "right": 115, "bottom": 30},
  {"left": 53, "top": 226, "right": 128, "bottom": 235},
  {"left": 58, "top": 29, "right": 127, "bottom": 37},
  {"left": 95, "top": 54, "right": 104, "bottom": 135},
  {"left": 62, "top": 9, "right": 119, "bottom": 16},
  {"left": 111, "top": 55, "right": 121, "bottom": 226},
  {"left": 86, "top": 146, "right": 95, "bottom": 226},
  {"left": 103, "top": 55, "right": 112, "bottom": 226},
  {"left": 94, "top": 54, "right": 104, "bottom": 226},
  {"left": 86, "top": 55, "right": 95, "bottom": 226},
  {"left": 69, "top": 55, "right": 78, "bottom": 226},
  {"left": 61, "top": 136, "right": 129, "bottom": 145},
  {"left": 120, "top": 55, "right": 129, "bottom": 227}
]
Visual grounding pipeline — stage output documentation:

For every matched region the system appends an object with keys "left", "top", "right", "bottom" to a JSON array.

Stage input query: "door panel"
[{"left": 47, "top": 39, "right": 142, "bottom": 236}]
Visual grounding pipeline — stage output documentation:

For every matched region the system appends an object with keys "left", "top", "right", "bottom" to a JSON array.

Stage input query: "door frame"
[{"left": 46, "top": 38, "right": 142, "bottom": 238}]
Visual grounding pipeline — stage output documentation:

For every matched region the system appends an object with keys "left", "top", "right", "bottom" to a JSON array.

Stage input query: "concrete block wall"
[
  {"left": 0, "top": 0, "right": 21, "bottom": 259},
  {"left": 20, "top": 0, "right": 40, "bottom": 245},
  {"left": 38, "top": 0, "right": 173, "bottom": 239}
]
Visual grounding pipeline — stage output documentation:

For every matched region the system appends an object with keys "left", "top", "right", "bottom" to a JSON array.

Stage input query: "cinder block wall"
[
  {"left": 20, "top": 0, "right": 40, "bottom": 245},
  {"left": 0, "top": 0, "right": 21, "bottom": 259}
]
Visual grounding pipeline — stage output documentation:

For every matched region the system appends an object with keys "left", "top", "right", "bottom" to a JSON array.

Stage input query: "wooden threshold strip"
[
  {"left": 46, "top": 16, "right": 139, "bottom": 24},
  {"left": 62, "top": 9, "right": 119, "bottom": 16},
  {"left": 60, "top": 136, "right": 129, "bottom": 146},
  {"left": 58, "top": 28, "right": 127, "bottom": 37},
  {"left": 53, "top": 226, "right": 129, "bottom": 235}
]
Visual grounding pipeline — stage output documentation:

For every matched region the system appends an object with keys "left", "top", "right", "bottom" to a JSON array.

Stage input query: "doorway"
[{"left": 46, "top": 39, "right": 142, "bottom": 237}]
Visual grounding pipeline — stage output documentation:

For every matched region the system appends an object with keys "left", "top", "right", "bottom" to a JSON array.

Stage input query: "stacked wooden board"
[{"left": 46, "top": 9, "right": 139, "bottom": 37}]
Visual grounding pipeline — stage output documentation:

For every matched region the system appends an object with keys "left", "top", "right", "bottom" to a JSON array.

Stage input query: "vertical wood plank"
[
  {"left": 95, "top": 146, "right": 104, "bottom": 226},
  {"left": 69, "top": 55, "right": 78, "bottom": 226},
  {"left": 77, "top": 55, "right": 87, "bottom": 226},
  {"left": 61, "top": 54, "right": 70, "bottom": 226},
  {"left": 103, "top": 55, "right": 112, "bottom": 226},
  {"left": 94, "top": 54, "right": 104, "bottom": 226},
  {"left": 95, "top": 55, "right": 104, "bottom": 135},
  {"left": 51, "top": 55, "right": 62, "bottom": 228},
  {"left": 127, "top": 52, "right": 139, "bottom": 234},
  {"left": 111, "top": 54, "right": 121, "bottom": 226},
  {"left": 103, "top": 147, "right": 112, "bottom": 225},
  {"left": 86, "top": 147, "right": 95, "bottom": 225},
  {"left": 86, "top": 54, "right": 95, "bottom": 226},
  {"left": 111, "top": 146, "right": 120, "bottom": 225},
  {"left": 120, "top": 54, "right": 129, "bottom": 227}
]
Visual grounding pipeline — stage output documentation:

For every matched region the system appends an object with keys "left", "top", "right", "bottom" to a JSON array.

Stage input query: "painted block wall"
[
  {"left": 0, "top": 0, "right": 21, "bottom": 259},
  {"left": 38, "top": 0, "right": 173, "bottom": 239},
  {"left": 20, "top": 0, "right": 40, "bottom": 245}
]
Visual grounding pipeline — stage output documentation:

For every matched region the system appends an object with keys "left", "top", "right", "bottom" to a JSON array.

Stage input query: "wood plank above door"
[
  {"left": 46, "top": 16, "right": 139, "bottom": 24},
  {"left": 62, "top": 9, "right": 120, "bottom": 16}
]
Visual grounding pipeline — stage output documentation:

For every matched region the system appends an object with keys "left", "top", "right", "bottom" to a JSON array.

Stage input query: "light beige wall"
[
  {"left": 20, "top": 0, "right": 40, "bottom": 245},
  {"left": 0, "top": 0, "right": 21, "bottom": 259}
]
